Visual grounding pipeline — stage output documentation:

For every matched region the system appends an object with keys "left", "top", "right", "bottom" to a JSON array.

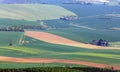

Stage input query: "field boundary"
[{"left": 0, "top": 56, "right": 120, "bottom": 70}]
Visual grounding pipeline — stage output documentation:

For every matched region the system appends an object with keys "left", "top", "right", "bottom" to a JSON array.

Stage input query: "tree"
[
  {"left": 9, "top": 43, "right": 13, "bottom": 46},
  {"left": 97, "top": 39, "right": 103, "bottom": 46}
]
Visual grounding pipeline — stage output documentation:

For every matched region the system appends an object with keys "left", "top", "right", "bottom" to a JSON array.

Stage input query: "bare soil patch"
[
  {"left": 24, "top": 31, "right": 120, "bottom": 49},
  {"left": 0, "top": 56, "right": 120, "bottom": 70}
]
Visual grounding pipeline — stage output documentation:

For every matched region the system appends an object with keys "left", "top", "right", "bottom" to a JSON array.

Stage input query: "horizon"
[{"left": 0, "top": 0, "right": 119, "bottom": 6}]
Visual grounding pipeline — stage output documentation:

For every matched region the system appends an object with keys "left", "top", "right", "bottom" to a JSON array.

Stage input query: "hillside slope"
[{"left": 0, "top": 4, "right": 76, "bottom": 21}]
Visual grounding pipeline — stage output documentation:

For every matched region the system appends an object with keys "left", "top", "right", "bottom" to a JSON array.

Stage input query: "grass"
[
  {"left": 110, "top": 42, "right": 120, "bottom": 45},
  {"left": 0, "top": 30, "right": 120, "bottom": 68},
  {"left": 0, "top": 46, "right": 39, "bottom": 54},
  {"left": 0, "top": 34, "right": 119, "bottom": 66},
  {"left": 0, "top": 33, "right": 119, "bottom": 68},
  {"left": 110, "top": 42, "right": 120, "bottom": 47},
  {"left": 21, "top": 36, "right": 120, "bottom": 66},
  {"left": 0, "top": 62, "right": 86, "bottom": 69},
  {"left": 0, "top": 4, "right": 76, "bottom": 21},
  {"left": 0, "top": 32, "right": 22, "bottom": 46},
  {"left": 44, "top": 28, "right": 120, "bottom": 43},
  {"left": 63, "top": 52, "right": 120, "bottom": 59},
  {"left": 0, "top": 18, "right": 39, "bottom": 26}
]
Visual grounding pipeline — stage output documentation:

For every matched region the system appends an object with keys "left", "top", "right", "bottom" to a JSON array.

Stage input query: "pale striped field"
[{"left": 0, "top": 4, "right": 76, "bottom": 21}]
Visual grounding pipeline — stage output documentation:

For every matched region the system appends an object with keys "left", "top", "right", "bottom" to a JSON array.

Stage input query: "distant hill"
[
  {"left": 0, "top": 0, "right": 41, "bottom": 4},
  {"left": 0, "top": 4, "right": 76, "bottom": 21},
  {"left": 0, "top": 0, "right": 120, "bottom": 6},
  {"left": 0, "top": 0, "right": 72, "bottom": 4}
]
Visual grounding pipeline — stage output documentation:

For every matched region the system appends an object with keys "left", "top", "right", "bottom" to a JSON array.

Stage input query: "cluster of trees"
[
  {"left": 91, "top": 39, "right": 110, "bottom": 46},
  {"left": 0, "top": 23, "right": 49, "bottom": 32},
  {"left": 19, "top": 24, "right": 48, "bottom": 30},
  {"left": 0, "top": 26, "right": 24, "bottom": 32},
  {"left": 0, "top": 67, "right": 119, "bottom": 72},
  {"left": 60, "top": 16, "right": 78, "bottom": 20}
]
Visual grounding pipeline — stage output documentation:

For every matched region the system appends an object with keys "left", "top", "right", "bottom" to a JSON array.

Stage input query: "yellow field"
[{"left": 0, "top": 4, "right": 76, "bottom": 21}]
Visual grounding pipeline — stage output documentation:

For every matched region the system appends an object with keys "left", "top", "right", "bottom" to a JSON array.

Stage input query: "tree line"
[
  {"left": 0, "top": 24, "right": 49, "bottom": 32},
  {"left": 0, "top": 26, "right": 24, "bottom": 32},
  {"left": 0, "top": 67, "right": 119, "bottom": 72}
]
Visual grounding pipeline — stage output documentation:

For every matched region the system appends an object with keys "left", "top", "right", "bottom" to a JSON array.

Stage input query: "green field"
[
  {"left": 0, "top": 32, "right": 22, "bottom": 46},
  {"left": 0, "top": 62, "right": 86, "bottom": 69},
  {"left": 44, "top": 28, "right": 120, "bottom": 43},
  {"left": 0, "top": 31, "right": 120, "bottom": 68},
  {"left": 0, "top": 18, "right": 39, "bottom": 26},
  {"left": 110, "top": 42, "right": 120, "bottom": 47},
  {"left": 0, "top": 4, "right": 76, "bottom": 21},
  {"left": 22, "top": 30, "right": 120, "bottom": 66}
]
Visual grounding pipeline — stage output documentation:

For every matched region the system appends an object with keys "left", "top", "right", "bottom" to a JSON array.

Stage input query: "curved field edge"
[
  {"left": 0, "top": 32, "right": 120, "bottom": 65},
  {"left": 0, "top": 32, "right": 120, "bottom": 69},
  {"left": 0, "top": 56, "right": 120, "bottom": 70},
  {"left": 24, "top": 31, "right": 120, "bottom": 49}
]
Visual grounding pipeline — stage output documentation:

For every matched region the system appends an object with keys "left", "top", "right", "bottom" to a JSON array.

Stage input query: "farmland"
[
  {"left": 0, "top": 4, "right": 120, "bottom": 71},
  {"left": 0, "top": 31, "right": 120, "bottom": 68},
  {"left": 22, "top": 34, "right": 120, "bottom": 66},
  {"left": 0, "top": 32, "right": 22, "bottom": 46}
]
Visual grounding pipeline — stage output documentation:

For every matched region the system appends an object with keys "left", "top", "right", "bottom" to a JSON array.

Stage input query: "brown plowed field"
[
  {"left": 24, "top": 31, "right": 120, "bottom": 49},
  {"left": 0, "top": 56, "right": 120, "bottom": 70}
]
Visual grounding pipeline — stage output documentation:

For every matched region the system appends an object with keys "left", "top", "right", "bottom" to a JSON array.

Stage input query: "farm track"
[
  {"left": 24, "top": 31, "right": 120, "bottom": 49},
  {"left": 0, "top": 56, "right": 120, "bottom": 70},
  {"left": 18, "top": 33, "right": 24, "bottom": 46}
]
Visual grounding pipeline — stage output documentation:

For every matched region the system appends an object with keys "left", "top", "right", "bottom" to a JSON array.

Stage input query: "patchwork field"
[
  {"left": 0, "top": 4, "right": 120, "bottom": 71},
  {"left": 0, "top": 27, "right": 120, "bottom": 68},
  {"left": 24, "top": 31, "right": 120, "bottom": 49},
  {"left": 0, "top": 4, "right": 76, "bottom": 21},
  {"left": 24, "top": 31, "right": 102, "bottom": 49}
]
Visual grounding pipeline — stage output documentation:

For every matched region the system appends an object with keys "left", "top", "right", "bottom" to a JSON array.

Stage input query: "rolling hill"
[
  {"left": 0, "top": 4, "right": 76, "bottom": 21},
  {"left": 0, "top": 3, "right": 120, "bottom": 70}
]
